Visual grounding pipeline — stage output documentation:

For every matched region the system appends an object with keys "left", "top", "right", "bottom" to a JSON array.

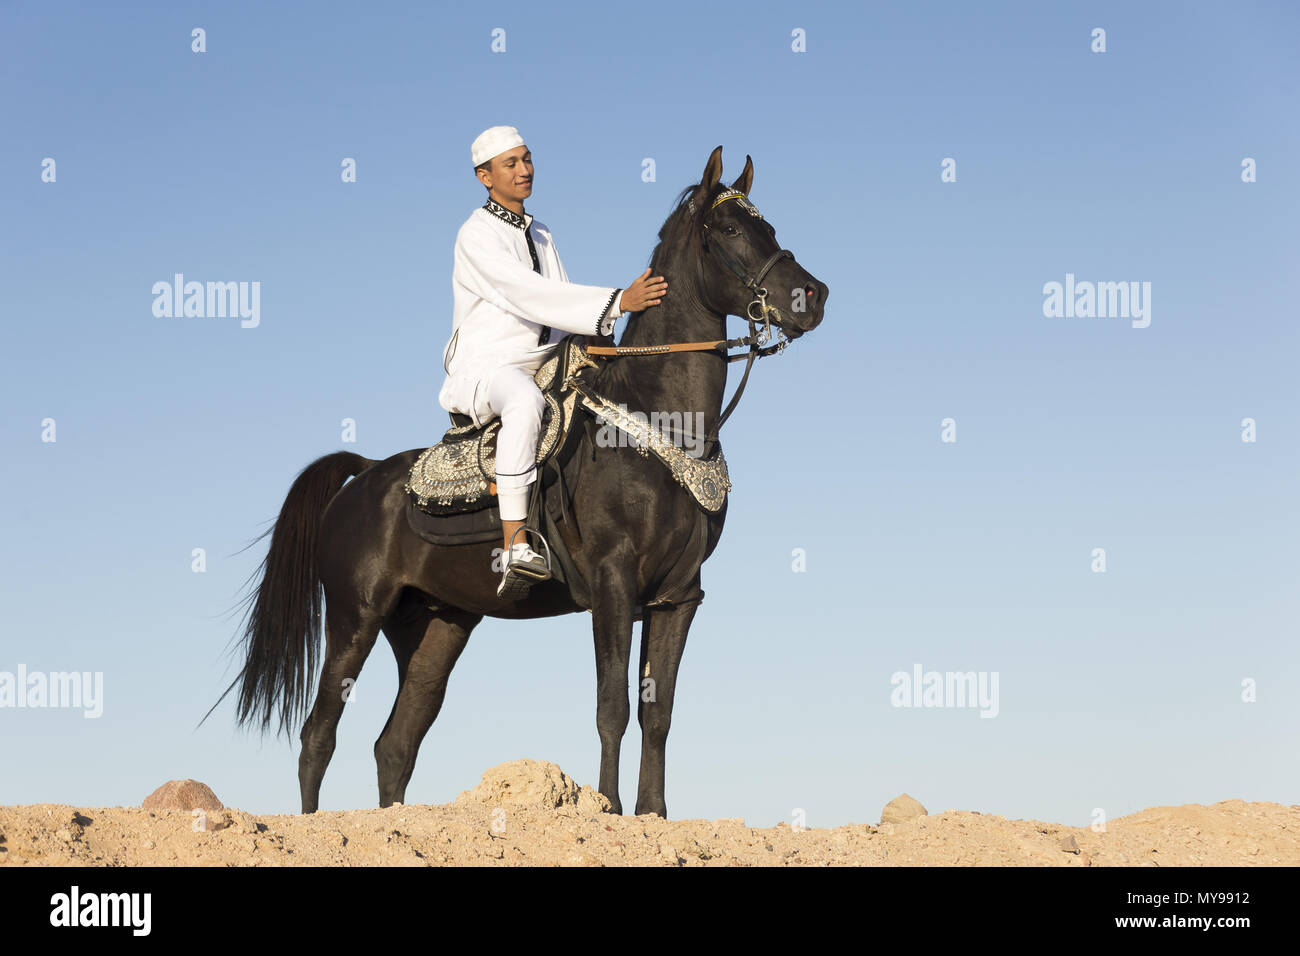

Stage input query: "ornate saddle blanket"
[{"left": 405, "top": 339, "right": 595, "bottom": 517}]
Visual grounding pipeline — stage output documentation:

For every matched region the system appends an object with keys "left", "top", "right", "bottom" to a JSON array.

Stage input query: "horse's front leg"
[
  {"left": 635, "top": 597, "right": 698, "bottom": 818},
  {"left": 590, "top": 562, "right": 637, "bottom": 815}
]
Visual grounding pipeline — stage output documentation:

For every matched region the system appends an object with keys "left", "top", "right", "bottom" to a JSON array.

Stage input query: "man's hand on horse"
[{"left": 621, "top": 268, "right": 669, "bottom": 311}]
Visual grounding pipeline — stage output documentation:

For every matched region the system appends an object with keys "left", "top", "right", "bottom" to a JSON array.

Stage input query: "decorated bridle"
[
  {"left": 696, "top": 189, "right": 795, "bottom": 339},
  {"left": 582, "top": 188, "right": 797, "bottom": 449}
]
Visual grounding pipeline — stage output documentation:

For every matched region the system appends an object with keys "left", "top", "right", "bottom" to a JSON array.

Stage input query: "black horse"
[{"left": 210, "top": 147, "right": 828, "bottom": 817}]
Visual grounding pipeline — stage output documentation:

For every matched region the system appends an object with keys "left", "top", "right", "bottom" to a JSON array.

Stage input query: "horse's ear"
[
  {"left": 730, "top": 154, "right": 754, "bottom": 195},
  {"left": 692, "top": 146, "right": 724, "bottom": 204}
]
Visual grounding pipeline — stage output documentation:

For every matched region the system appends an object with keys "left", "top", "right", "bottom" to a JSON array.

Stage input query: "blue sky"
[{"left": 1, "top": 0, "right": 1297, "bottom": 829}]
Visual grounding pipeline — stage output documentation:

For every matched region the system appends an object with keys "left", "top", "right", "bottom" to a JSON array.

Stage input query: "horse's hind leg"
[
  {"left": 634, "top": 598, "right": 699, "bottom": 818},
  {"left": 378, "top": 592, "right": 429, "bottom": 702},
  {"left": 374, "top": 604, "right": 480, "bottom": 808},
  {"left": 298, "top": 597, "right": 389, "bottom": 813},
  {"left": 371, "top": 598, "right": 432, "bottom": 802}
]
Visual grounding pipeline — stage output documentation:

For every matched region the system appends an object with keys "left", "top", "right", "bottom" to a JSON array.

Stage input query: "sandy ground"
[{"left": 2, "top": 761, "right": 1296, "bottom": 866}]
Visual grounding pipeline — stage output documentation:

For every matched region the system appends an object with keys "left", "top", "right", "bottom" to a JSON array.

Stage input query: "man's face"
[{"left": 479, "top": 145, "right": 533, "bottom": 204}]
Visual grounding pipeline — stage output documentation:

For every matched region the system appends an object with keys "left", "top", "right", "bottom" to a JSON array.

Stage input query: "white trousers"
[{"left": 486, "top": 365, "right": 546, "bottom": 521}]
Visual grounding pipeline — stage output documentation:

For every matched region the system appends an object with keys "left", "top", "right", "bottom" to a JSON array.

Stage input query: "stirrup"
[{"left": 505, "top": 525, "right": 553, "bottom": 581}]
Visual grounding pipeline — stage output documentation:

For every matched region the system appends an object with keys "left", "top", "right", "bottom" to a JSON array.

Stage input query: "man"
[{"left": 440, "top": 125, "right": 668, "bottom": 598}]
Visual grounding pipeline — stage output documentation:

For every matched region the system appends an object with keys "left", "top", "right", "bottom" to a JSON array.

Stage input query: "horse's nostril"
[{"left": 804, "top": 285, "right": 819, "bottom": 301}]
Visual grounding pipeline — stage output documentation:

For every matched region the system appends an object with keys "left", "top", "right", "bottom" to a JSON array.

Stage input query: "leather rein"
[{"left": 583, "top": 190, "right": 794, "bottom": 448}]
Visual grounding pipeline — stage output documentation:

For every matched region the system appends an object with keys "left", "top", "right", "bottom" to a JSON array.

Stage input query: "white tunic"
[{"left": 439, "top": 199, "right": 623, "bottom": 427}]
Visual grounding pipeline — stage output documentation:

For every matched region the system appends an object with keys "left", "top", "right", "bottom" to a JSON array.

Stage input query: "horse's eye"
[{"left": 724, "top": 224, "right": 738, "bottom": 236}]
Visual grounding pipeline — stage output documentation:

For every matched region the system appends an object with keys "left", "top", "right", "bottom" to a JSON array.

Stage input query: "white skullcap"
[{"left": 471, "top": 125, "right": 525, "bottom": 168}]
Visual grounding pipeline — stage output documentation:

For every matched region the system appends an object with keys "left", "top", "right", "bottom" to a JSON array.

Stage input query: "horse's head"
[{"left": 677, "top": 146, "right": 828, "bottom": 341}]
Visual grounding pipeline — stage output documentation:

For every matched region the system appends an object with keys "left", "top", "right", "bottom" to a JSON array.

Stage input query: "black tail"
[{"left": 202, "top": 451, "right": 375, "bottom": 738}]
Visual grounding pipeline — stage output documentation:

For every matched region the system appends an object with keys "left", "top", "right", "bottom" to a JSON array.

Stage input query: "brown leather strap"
[{"left": 584, "top": 340, "right": 728, "bottom": 356}]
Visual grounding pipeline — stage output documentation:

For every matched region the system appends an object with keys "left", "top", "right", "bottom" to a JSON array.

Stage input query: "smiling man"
[{"left": 440, "top": 125, "right": 668, "bottom": 599}]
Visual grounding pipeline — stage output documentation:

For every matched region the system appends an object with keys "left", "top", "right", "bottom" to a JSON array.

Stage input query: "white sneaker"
[{"left": 496, "top": 542, "right": 552, "bottom": 599}]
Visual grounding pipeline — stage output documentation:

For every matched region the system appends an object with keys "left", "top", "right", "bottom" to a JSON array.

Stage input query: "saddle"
[{"left": 405, "top": 338, "right": 597, "bottom": 518}]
